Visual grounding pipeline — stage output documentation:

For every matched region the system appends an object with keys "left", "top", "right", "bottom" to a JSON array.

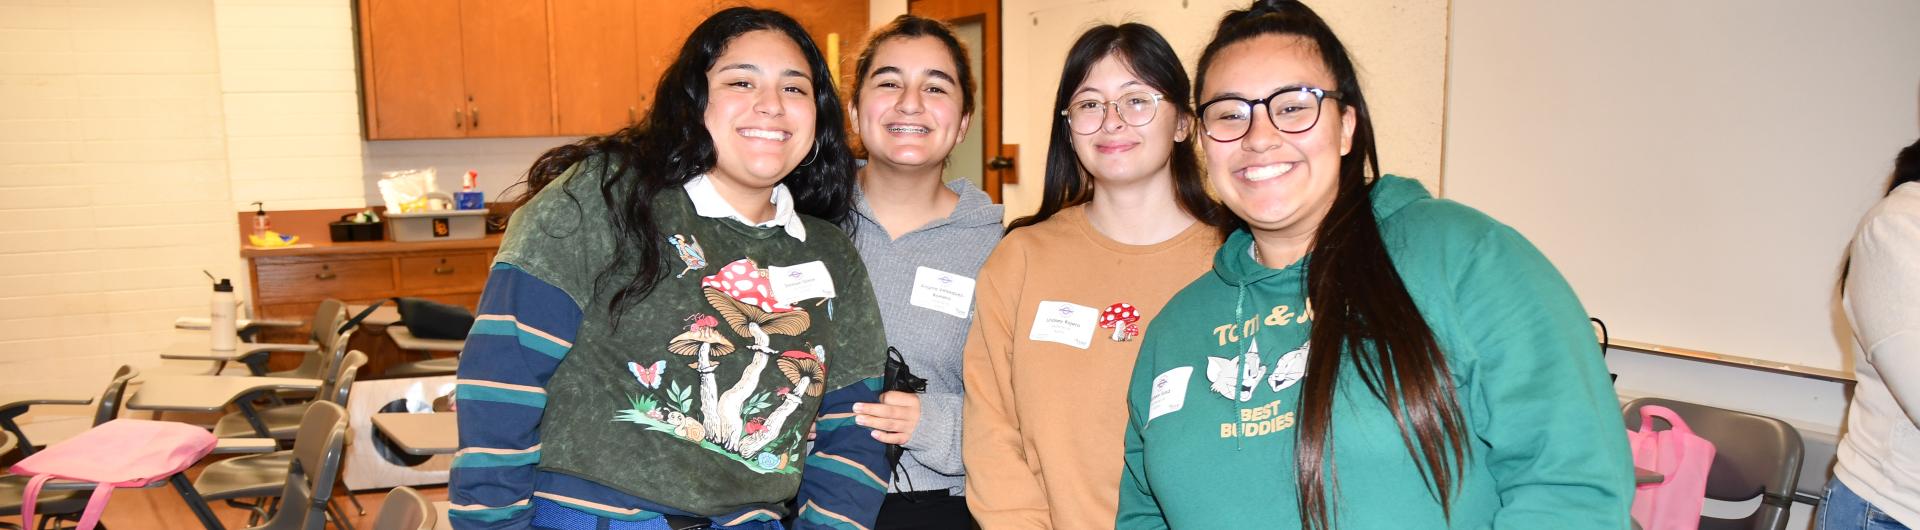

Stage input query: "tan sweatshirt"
[{"left": 963, "top": 205, "right": 1220, "bottom": 529}]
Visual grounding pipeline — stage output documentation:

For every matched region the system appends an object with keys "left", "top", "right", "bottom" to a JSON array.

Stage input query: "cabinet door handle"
[
  {"left": 455, "top": 108, "right": 464, "bottom": 129},
  {"left": 629, "top": 106, "right": 637, "bottom": 123},
  {"left": 470, "top": 107, "right": 479, "bottom": 128},
  {"left": 315, "top": 271, "right": 337, "bottom": 280},
  {"left": 433, "top": 266, "right": 455, "bottom": 275}
]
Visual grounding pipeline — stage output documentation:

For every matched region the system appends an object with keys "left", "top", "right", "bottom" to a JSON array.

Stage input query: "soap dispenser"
[{"left": 250, "top": 202, "right": 270, "bottom": 237}]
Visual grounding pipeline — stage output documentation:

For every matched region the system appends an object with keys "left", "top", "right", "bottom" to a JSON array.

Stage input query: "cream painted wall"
[
  {"left": 982, "top": 0, "right": 1449, "bottom": 221},
  {"left": 0, "top": 0, "right": 244, "bottom": 423}
]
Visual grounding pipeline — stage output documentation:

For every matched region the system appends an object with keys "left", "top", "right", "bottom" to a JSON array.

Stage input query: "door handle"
[
  {"left": 988, "top": 156, "right": 1014, "bottom": 170},
  {"left": 433, "top": 266, "right": 455, "bottom": 275}
]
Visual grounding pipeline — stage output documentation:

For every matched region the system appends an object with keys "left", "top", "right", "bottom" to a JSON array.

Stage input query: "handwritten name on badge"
[
  {"left": 769, "top": 261, "right": 835, "bottom": 304},
  {"left": 1029, "top": 301, "right": 1098, "bottom": 349},
  {"left": 909, "top": 266, "right": 975, "bottom": 319},
  {"left": 1149, "top": 367, "right": 1192, "bottom": 422}
]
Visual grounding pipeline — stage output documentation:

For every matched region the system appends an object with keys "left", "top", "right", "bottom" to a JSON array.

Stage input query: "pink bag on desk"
[
  {"left": 9, "top": 419, "right": 216, "bottom": 530},
  {"left": 1629, "top": 405, "right": 1716, "bottom": 530}
]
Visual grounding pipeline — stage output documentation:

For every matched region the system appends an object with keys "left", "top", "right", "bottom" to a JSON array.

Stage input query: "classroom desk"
[
  {"left": 128, "top": 376, "right": 322, "bottom": 413},
  {"left": 160, "top": 331, "right": 319, "bottom": 376},
  {"left": 129, "top": 375, "right": 322, "bottom": 438},
  {"left": 388, "top": 326, "right": 465, "bottom": 353},
  {"left": 1635, "top": 467, "right": 1664, "bottom": 485},
  {"left": 172, "top": 316, "right": 302, "bottom": 331},
  {"left": 0, "top": 391, "right": 94, "bottom": 456},
  {"left": 371, "top": 412, "right": 458, "bottom": 456},
  {"left": 344, "top": 304, "right": 402, "bottom": 326}
]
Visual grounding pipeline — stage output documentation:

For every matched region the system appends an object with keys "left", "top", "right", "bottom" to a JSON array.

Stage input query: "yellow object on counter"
[{"left": 247, "top": 230, "right": 300, "bottom": 248}]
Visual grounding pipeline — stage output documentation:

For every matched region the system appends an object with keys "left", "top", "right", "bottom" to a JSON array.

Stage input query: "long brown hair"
[
  {"left": 1195, "top": 2, "right": 1466, "bottom": 527},
  {"left": 1007, "top": 23, "right": 1235, "bottom": 236}
]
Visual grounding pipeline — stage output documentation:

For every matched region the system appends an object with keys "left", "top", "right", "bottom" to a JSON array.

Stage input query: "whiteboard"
[{"left": 1444, "top": 1, "right": 1920, "bottom": 371}]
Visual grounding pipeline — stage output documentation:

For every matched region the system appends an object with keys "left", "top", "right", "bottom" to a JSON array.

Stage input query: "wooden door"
[
  {"left": 461, "top": 0, "right": 555, "bottom": 137},
  {"left": 910, "top": 0, "right": 1009, "bottom": 201},
  {"left": 551, "top": 0, "right": 640, "bottom": 135},
  {"left": 635, "top": 2, "right": 716, "bottom": 119},
  {"left": 362, "top": 0, "right": 466, "bottom": 139}
]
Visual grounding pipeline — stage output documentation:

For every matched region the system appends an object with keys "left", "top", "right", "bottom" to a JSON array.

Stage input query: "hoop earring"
[{"left": 798, "top": 144, "right": 820, "bottom": 167}]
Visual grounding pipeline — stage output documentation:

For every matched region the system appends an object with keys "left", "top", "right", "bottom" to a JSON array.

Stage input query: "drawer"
[
  {"left": 397, "top": 252, "right": 490, "bottom": 293},
  {"left": 256, "top": 258, "right": 396, "bottom": 303}
]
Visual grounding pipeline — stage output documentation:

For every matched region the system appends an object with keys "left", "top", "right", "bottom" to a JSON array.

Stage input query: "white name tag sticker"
[
  {"left": 1148, "top": 366, "right": 1192, "bottom": 423},
  {"left": 909, "top": 266, "right": 976, "bottom": 319},
  {"left": 768, "top": 261, "right": 835, "bottom": 305},
  {"left": 1029, "top": 300, "right": 1098, "bottom": 350}
]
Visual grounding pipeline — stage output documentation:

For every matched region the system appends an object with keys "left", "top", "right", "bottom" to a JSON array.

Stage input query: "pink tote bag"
[
  {"left": 1629, "top": 405, "right": 1717, "bottom": 530},
  {"left": 9, "top": 419, "right": 217, "bottom": 530}
]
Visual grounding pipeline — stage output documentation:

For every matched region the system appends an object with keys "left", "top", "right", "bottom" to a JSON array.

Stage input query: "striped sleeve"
[
  {"left": 448, "top": 263, "right": 583, "bottom": 530},
  {"left": 792, "top": 376, "right": 891, "bottom": 530}
]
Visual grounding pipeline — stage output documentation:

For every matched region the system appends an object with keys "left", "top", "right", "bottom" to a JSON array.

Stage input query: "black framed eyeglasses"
[
  {"left": 1197, "top": 86, "right": 1345, "bottom": 142},
  {"left": 1058, "top": 91, "right": 1165, "bottom": 134}
]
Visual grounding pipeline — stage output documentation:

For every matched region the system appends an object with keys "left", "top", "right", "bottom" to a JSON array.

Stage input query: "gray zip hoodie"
[{"left": 847, "top": 177, "right": 1005, "bottom": 495}]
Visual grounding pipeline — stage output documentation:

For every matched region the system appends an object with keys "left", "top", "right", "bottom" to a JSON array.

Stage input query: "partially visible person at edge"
[
  {"left": 841, "top": 15, "right": 1004, "bottom": 530},
  {"left": 1821, "top": 137, "right": 1920, "bottom": 530},
  {"left": 1117, "top": 1, "right": 1633, "bottom": 528},
  {"left": 448, "top": 8, "right": 920, "bottom": 530},
  {"left": 961, "top": 23, "right": 1237, "bottom": 529}
]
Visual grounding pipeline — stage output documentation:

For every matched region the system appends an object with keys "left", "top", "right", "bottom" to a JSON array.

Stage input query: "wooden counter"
[{"left": 242, "top": 209, "right": 500, "bottom": 374}]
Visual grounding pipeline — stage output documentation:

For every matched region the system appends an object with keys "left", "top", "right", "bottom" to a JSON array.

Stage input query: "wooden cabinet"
[
  {"left": 552, "top": 0, "right": 641, "bottom": 135},
  {"left": 363, "top": 0, "right": 465, "bottom": 139},
  {"left": 460, "top": 0, "right": 554, "bottom": 137},
  {"left": 357, "top": 0, "right": 866, "bottom": 139},
  {"left": 360, "top": 0, "right": 554, "bottom": 139}
]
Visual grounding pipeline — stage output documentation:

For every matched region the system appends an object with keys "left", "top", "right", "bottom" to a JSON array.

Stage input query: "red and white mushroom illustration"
[
  {"left": 701, "top": 259, "right": 809, "bottom": 354},
  {"left": 1099, "top": 303, "right": 1142, "bottom": 342},
  {"left": 700, "top": 258, "right": 812, "bottom": 449},
  {"left": 738, "top": 349, "right": 825, "bottom": 456}
]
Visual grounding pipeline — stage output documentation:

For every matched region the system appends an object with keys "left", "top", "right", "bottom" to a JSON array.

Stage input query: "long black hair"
[
  {"left": 1888, "top": 136, "right": 1920, "bottom": 195},
  {"left": 1006, "top": 23, "right": 1234, "bottom": 236},
  {"left": 515, "top": 7, "right": 856, "bottom": 315},
  {"left": 1196, "top": 2, "right": 1465, "bottom": 528}
]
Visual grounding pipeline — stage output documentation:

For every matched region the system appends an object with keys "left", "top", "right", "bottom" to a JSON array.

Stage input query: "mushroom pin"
[{"left": 1099, "top": 303, "right": 1142, "bottom": 342}]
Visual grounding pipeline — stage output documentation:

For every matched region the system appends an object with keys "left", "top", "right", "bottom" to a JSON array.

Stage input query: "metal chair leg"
[{"left": 341, "top": 485, "right": 366, "bottom": 515}]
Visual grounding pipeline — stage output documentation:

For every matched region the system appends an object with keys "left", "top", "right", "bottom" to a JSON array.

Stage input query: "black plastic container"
[{"left": 329, "top": 220, "right": 384, "bottom": 242}]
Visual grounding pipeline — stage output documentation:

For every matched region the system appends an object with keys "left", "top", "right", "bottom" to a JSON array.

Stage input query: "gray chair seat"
[
  {"left": 195, "top": 451, "right": 294, "bottom": 501},
  {"left": 0, "top": 474, "right": 88, "bottom": 518},
  {"left": 383, "top": 357, "right": 459, "bottom": 378}
]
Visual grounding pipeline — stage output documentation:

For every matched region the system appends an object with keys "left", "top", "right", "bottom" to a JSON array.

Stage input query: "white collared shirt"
[{"left": 682, "top": 174, "right": 807, "bottom": 242}]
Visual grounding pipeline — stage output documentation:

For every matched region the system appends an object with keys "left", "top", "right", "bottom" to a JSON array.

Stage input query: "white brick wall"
[
  {"left": 214, "top": 0, "right": 364, "bottom": 211},
  {"left": 0, "top": 0, "right": 240, "bottom": 413},
  {"left": 0, "top": 0, "right": 376, "bottom": 435}
]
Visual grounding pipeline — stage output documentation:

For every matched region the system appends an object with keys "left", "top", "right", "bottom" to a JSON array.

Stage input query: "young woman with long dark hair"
[
  {"left": 1117, "top": 1, "right": 1632, "bottom": 527},
  {"left": 961, "top": 23, "right": 1234, "bottom": 529},
  {"left": 450, "top": 8, "right": 909, "bottom": 530},
  {"left": 840, "top": 15, "right": 1003, "bottom": 529}
]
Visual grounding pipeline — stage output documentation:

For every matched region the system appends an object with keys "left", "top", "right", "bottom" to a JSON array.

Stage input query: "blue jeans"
[
  {"left": 529, "top": 497, "right": 786, "bottom": 530},
  {"left": 1819, "top": 478, "right": 1912, "bottom": 530}
]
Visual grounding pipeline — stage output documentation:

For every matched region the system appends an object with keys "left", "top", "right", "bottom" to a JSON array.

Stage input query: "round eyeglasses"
[
  {"left": 1197, "top": 86, "right": 1345, "bottom": 142},
  {"left": 1059, "top": 91, "right": 1165, "bottom": 135}
]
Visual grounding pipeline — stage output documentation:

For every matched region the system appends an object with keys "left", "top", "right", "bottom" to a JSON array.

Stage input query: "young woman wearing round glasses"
[
  {"left": 1115, "top": 1, "right": 1633, "bottom": 527},
  {"left": 961, "top": 23, "right": 1235, "bottom": 529}
]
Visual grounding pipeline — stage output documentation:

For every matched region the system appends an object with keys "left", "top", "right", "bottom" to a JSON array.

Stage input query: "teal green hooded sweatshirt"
[{"left": 1117, "top": 176, "right": 1632, "bottom": 529}]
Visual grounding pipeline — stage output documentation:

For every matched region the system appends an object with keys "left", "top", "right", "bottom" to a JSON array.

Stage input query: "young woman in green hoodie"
[{"left": 1116, "top": 1, "right": 1634, "bottom": 528}]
